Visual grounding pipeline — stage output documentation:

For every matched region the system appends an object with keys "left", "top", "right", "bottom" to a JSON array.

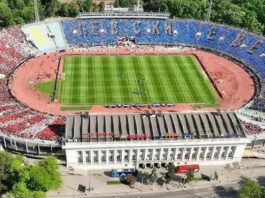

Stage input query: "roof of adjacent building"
[{"left": 65, "top": 112, "right": 245, "bottom": 142}]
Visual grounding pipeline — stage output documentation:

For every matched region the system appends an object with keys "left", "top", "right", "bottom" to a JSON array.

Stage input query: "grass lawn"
[
  {"left": 59, "top": 55, "right": 218, "bottom": 107},
  {"left": 106, "top": 180, "right": 122, "bottom": 185},
  {"left": 35, "top": 80, "right": 60, "bottom": 99}
]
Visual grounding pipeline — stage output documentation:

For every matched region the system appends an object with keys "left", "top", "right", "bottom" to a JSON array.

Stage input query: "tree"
[
  {"left": 22, "top": 5, "right": 35, "bottom": 23},
  {"left": 0, "top": 1, "right": 14, "bottom": 27},
  {"left": 0, "top": 152, "right": 61, "bottom": 197},
  {"left": 141, "top": 0, "right": 265, "bottom": 35},
  {"left": 241, "top": 9, "right": 264, "bottom": 34},
  {"left": 114, "top": 0, "right": 137, "bottom": 8},
  {"left": 0, "top": 152, "right": 16, "bottom": 194},
  {"left": 40, "top": 0, "right": 61, "bottom": 18},
  {"left": 241, "top": 0, "right": 265, "bottom": 33},
  {"left": 143, "top": 0, "right": 160, "bottom": 12},
  {"left": 238, "top": 179, "right": 262, "bottom": 198},
  {"left": 28, "top": 156, "right": 61, "bottom": 191},
  {"left": 186, "top": 169, "right": 195, "bottom": 183},
  {"left": 148, "top": 168, "right": 158, "bottom": 185},
  {"left": 8, "top": 182, "right": 45, "bottom": 198},
  {"left": 0, "top": 152, "right": 28, "bottom": 195},
  {"left": 83, "top": 0, "right": 93, "bottom": 12},
  {"left": 165, "top": 163, "right": 175, "bottom": 183},
  {"left": 58, "top": 3, "right": 80, "bottom": 17},
  {"left": 39, "top": 156, "right": 62, "bottom": 190},
  {"left": 99, "top": 1, "right": 105, "bottom": 12},
  {"left": 28, "top": 165, "right": 52, "bottom": 192},
  {"left": 159, "top": 1, "right": 168, "bottom": 13},
  {"left": 127, "top": 174, "right": 136, "bottom": 187},
  {"left": 10, "top": 155, "right": 29, "bottom": 183}
]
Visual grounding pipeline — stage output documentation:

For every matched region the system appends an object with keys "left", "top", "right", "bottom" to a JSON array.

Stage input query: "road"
[{"left": 96, "top": 183, "right": 238, "bottom": 198}]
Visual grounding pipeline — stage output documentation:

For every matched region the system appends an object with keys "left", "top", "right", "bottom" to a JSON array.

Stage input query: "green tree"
[
  {"left": 39, "top": 156, "right": 62, "bottom": 190},
  {"left": 211, "top": 0, "right": 245, "bottom": 25},
  {"left": 83, "top": 0, "right": 93, "bottom": 12},
  {"left": 28, "top": 165, "right": 51, "bottom": 191},
  {"left": 22, "top": 5, "right": 35, "bottom": 22},
  {"left": 148, "top": 168, "right": 158, "bottom": 184},
  {"left": 0, "top": 152, "right": 61, "bottom": 197},
  {"left": 142, "top": 0, "right": 265, "bottom": 35},
  {"left": 8, "top": 182, "right": 45, "bottom": 198},
  {"left": 0, "top": 152, "right": 15, "bottom": 194},
  {"left": 143, "top": 0, "right": 160, "bottom": 12},
  {"left": 0, "top": 153, "right": 29, "bottom": 194},
  {"left": 241, "top": 9, "right": 264, "bottom": 34},
  {"left": 0, "top": 1, "right": 14, "bottom": 27},
  {"left": 159, "top": 0, "right": 168, "bottom": 12},
  {"left": 99, "top": 1, "right": 105, "bottom": 12},
  {"left": 238, "top": 179, "right": 262, "bottom": 198},
  {"left": 10, "top": 155, "right": 29, "bottom": 183},
  {"left": 28, "top": 156, "right": 61, "bottom": 191},
  {"left": 127, "top": 174, "right": 136, "bottom": 187},
  {"left": 165, "top": 163, "right": 175, "bottom": 183},
  {"left": 58, "top": 3, "right": 80, "bottom": 17},
  {"left": 114, "top": 0, "right": 137, "bottom": 8},
  {"left": 186, "top": 169, "right": 195, "bottom": 183},
  {"left": 40, "top": 0, "right": 61, "bottom": 18}
]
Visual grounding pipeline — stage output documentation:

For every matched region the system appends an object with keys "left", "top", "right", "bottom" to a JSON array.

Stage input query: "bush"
[
  {"left": 186, "top": 169, "right": 195, "bottom": 183},
  {"left": 0, "top": 152, "right": 61, "bottom": 197},
  {"left": 238, "top": 179, "right": 262, "bottom": 198}
]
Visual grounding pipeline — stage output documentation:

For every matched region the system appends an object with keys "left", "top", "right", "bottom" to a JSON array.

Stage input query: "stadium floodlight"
[
  {"left": 34, "top": 0, "right": 39, "bottom": 22},
  {"left": 207, "top": 0, "right": 213, "bottom": 21}
]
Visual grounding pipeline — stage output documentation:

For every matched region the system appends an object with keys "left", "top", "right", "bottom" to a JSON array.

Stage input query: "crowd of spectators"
[
  {"left": 37, "top": 117, "right": 65, "bottom": 140},
  {"left": 0, "top": 105, "right": 63, "bottom": 140},
  {"left": 249, "top": 99, "right": 265, "bottom": 112},
  {"left": 0, "top": 26, "right": 37, "bottom": 76},
  {"left": 0, "top": 79, "right": 12, "bottom": 104},
  {"left": 242, "top": 121, "right": 265, "bottom": 135},
  {"left": 0, "top": 18, "right": 265, "bottom": 141},
  {"left": 0, "top": 25, "right": 64, "bottom": 141},
  {"left": 62, "top": 18, "right": 265, "bottom": 110}
]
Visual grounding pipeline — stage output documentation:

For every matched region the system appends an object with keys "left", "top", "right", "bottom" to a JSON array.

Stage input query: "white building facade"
[{"left": 63, "top": 138, "right": 249, "bottom": 170}]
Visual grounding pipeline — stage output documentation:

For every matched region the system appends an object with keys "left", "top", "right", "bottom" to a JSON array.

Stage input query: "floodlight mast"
[
  {"left": 207, "top": 0, "right": 213, "bottom": 21},
  {"left": 34, "top": 0, "right": 40, "bottom": 22}
]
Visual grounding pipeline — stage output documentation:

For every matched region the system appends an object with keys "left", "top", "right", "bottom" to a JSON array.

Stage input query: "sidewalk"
[{"left": 47, "top": 158, "right": 265, "bottom": 198}]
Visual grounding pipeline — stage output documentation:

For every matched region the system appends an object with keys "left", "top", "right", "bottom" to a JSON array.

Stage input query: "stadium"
[{"left": 0, "top": 11, "right": 264, "bottom": 169}]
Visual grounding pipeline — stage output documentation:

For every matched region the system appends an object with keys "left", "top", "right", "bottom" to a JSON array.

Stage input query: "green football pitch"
[{"left": 59, "top": 55, "right": 218, "bottom": 106}]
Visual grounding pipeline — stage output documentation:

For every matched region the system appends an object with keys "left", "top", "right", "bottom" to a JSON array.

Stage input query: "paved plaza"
[{"left": 47, "top": 158, "right": 265, "bottom": 198}]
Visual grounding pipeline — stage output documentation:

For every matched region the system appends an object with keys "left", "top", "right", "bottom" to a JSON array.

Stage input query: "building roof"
[
  {"left": 79, "top": 12, "right": 169, "bottom": 19},
  {"left": 65, "top": 112, "right": 245, "bottom": 142}
]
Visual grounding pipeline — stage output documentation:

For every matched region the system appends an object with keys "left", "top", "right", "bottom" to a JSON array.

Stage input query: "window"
[
  {"left": 170, "top": 148, "right": 175, "bottom": 160},
  {"left": 192, "top": 148, "right": 198, "bottom": 160},
  {"left": 155, "top": 149, "right": 160, "bottom": 160},
  {"left": 77, "top": 151, "right": 83, "bottom": 164},
  {"left": 177, "top": 148, "right": 184, "bottom": 160},
  {"left": 206, "top": 147, "right": 213, "bottom": 159},
  {"left": 163, "top": 149, "right": 168, "bottom": 160},
  {"left": 221, "top": 147, "right": 228, "bottom": 159},
  {"left": 140, "top": 149, "right": 145, "bottom": 160},
  {"left": 117, "top": 150, "right": 122, "bottom": 162},
  {"left": 101, "top": 151, "right": 106, "bottom": 163},
  {"left": 214, "top": 147, "right": 221, "bottom": 159},
  {"left": 86, "top": 151, "right": 91, "bottom": 163},
  {"left": 109, "top": 150, "right": 114, "bottom": 163},
  {"left": 184, "top": 152, "right": 189, "bottom": 160},
  {"left": 147, "top": 149, "right": 152, "bottom": 160},
  {"left": 184, "top": 148, "right": 191, "bottom": 160},
  {"left": 199, "top": 147, "right": 206, "bottom": 160},
  {"left": 228, "top": 146, "right": 236, "bottom": 159},
  {"left": 124, "top": 150, "right": 130, "bottom": 162},
  {"left": 94, "top": 151, "right": 98, "bottom": 163},
  {"left": 132, "top": 149, "right": 137, "bottom": 161}
]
